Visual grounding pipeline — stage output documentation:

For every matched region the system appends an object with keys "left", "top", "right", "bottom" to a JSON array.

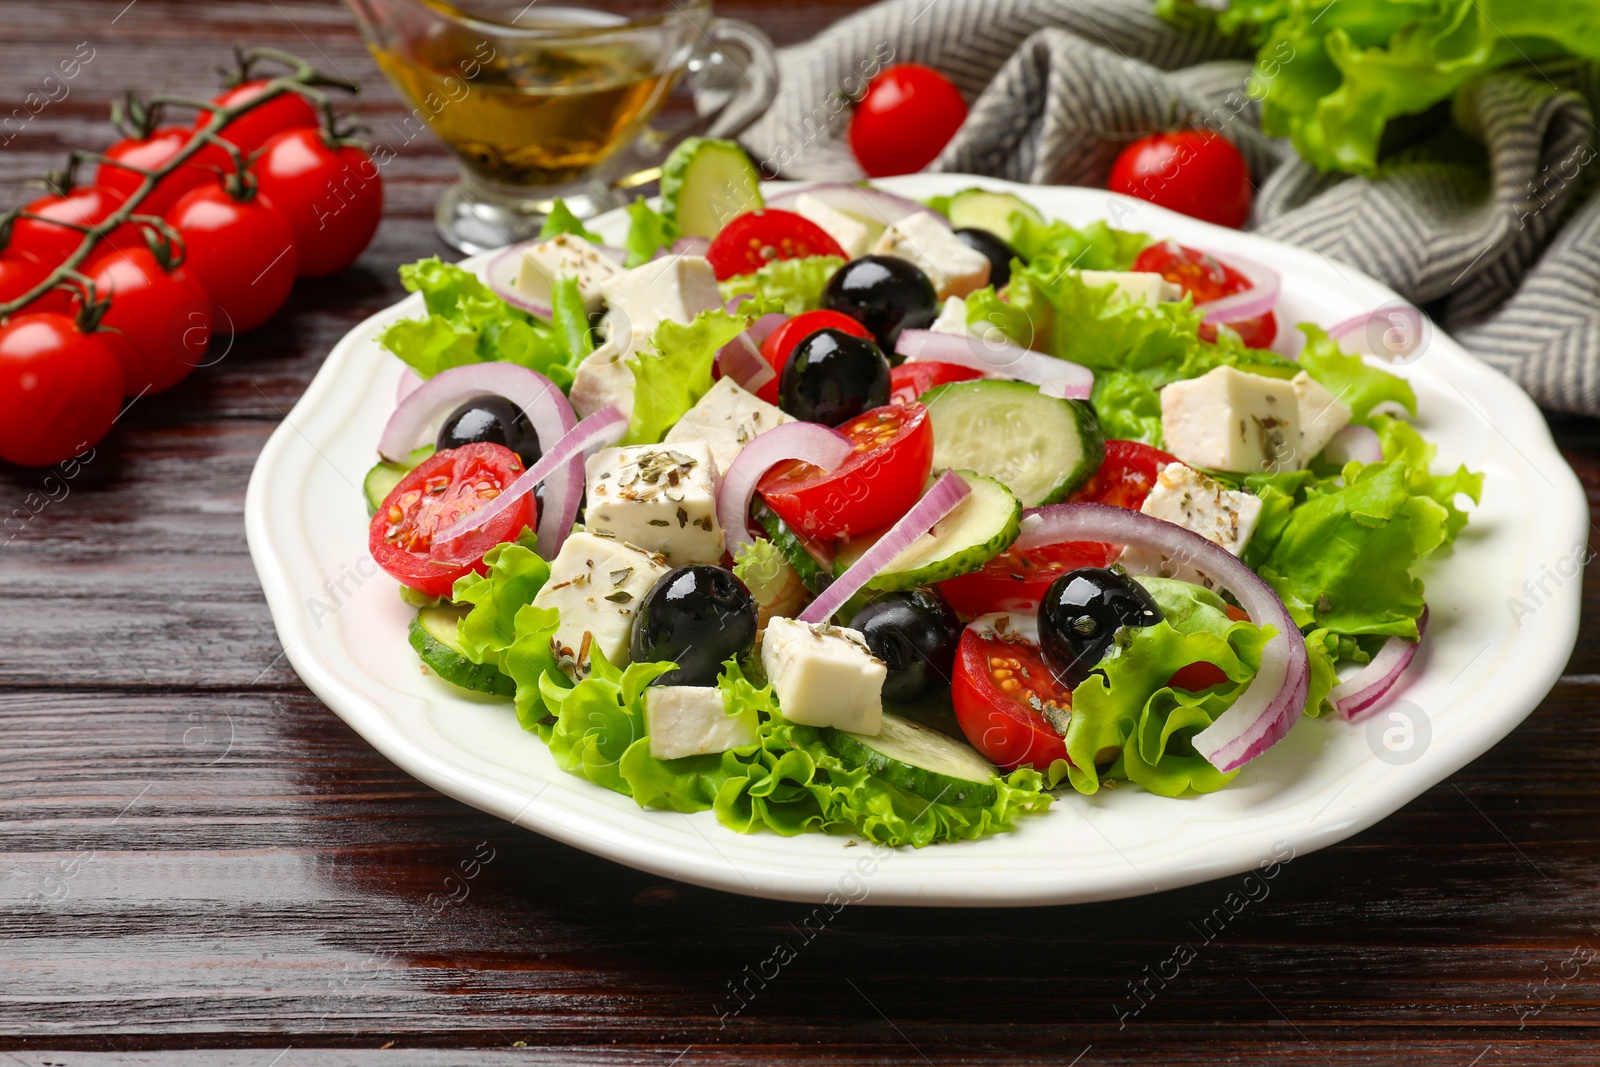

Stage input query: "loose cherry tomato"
[
  {"left": 166, "top": 184, "right": 298, "bottom": 332},
  {"left": 253, "top": 129, "right": 383, "bottom": 277},
  {"left": 0, "top": 254, "right": 70, "bottom": 315},
  {"left": 95, "top": 127, "right": 232, "bottom": 218},
  {"left": 951, "top": 614, "right": 1072, "bottom": 771},
  {"left": 196, "top": 80, "right": 320, "bottom": 155},
  {"left": 759, "top": 401, "right": 933, "bottom": 540},
  {"left": 72, "top": 247, "right": 212, "bottom": 395},
  {"left": 0, "top": 312, "right": 123, "bottom": 467},
  {"left": 1108, "top": 131, "right": 1253, "bottom": 230},
  {"left": 1132, "top": 240, "right": 1276, "bottom": 349},
  {"left": 1069, "top": 440, "right": 1180, "bottom": 511},
  {"left": 7, "top": 188, "right": 142, "bottom": 267},
  {"left": 706, "top": 210, "right": 846, "bottom": 281},
  {"left": 889, "top": 360, "right": 982, "bottom": 405},
  {"left": 940, "top": 540, "right": 1118, "bottom": 617},
  {"left": 756, "top": 309, "right": 872, "bottom": 403},
  {"left": 849, "top": 64, "right": 968, "bottom": 178},
  {"left": 368, "top": 443, "right": 535, "bottom": 597}
]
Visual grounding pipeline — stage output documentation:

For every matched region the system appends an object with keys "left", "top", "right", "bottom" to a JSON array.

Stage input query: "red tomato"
[
  {"left": 197, "top": 80, "right": 320, "bottom": 155},
  {"left": 73, "top": 247, "right": 212, "bottom": 395},
  {"left": 95, "top": 127, "right": 232, "bottom": 218},
  {"left": 0, "top": 254, "right": 70, "bottom": 314},
  {"left": 1068, "top": 439, "right": 1179, "bottom": 511},
  {"left": 0, "top": 312, "right": 123, "bottom": 467},
  {"left": 1108, "top": 131, "right": 1253, "bottom": 230},
  {"left": 849, "top": 64, "right": 968, "bottom": 178},
  {"left": 8, "top": 188, "right": 142, "bottom": 267},
  {"left": 706, "top": 210, "right": 846, "bottom": 281},
  {"left": 1170, "top": 661, "right": 1229, "bottom": 692},
  {"left": 940, "top": 540, "right": 1118, "bottom": 617},
  {"left": 1132, "top": 240, "right": 1276, "bottom": 349},
  {"left": 759, "top": 402, "right": 933, "bottom": 540},
  {"left": 756, "top": 310, "right": 872, "bottom": 403},
  {"left": 889, "top": 360, "right": 982, "bottom": 405},
  {"left": 368, "top": 443, "right": 535, "bottom": 597},
  {"left": 253, "top": 129, "right": 383, "bottom": 277},
  {"left": 166, "top": 185, "right": 298, "bottom": 332},
  {"left": 950, "top": 616, "right": 1073, "bottom": 771}
]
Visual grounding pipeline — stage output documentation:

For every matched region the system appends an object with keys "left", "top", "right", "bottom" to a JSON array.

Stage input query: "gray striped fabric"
[{"left": 740, "top": 0, "right": 1600, "bottom": 415}]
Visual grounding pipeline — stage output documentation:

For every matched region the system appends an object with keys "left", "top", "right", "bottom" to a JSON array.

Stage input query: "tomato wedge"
[
  {"left": 951, "top": 615, "right": 1073, "bottom": 771},
  {"left": 1068, "top": 439, "right": 1179, "bottom": 511},
  {"left": 758, "top": 402, "right": 933, "bottom": 540},
  {"left": 889, "top": 360, "right": 982, "bottom": 405},
  {"left": 756, "top": 309, "right": 872, "bottom": 404},
  {"left": 706, "top": 209, "right": 847, "bottom": 281},
  {"left": 1132, "top": 240, "right": 1276, "bottom": 349},
  {"left": 369, "top": 443, "right": 534, "bottom": 597},
  {"left": 940, "top": 540, "right": 1118, "bottom": 617}
]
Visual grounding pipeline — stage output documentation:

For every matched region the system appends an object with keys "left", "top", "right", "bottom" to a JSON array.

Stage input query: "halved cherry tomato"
[
  {"left": 849, "top": 64, "right": 968, "bottom": 178},
  {"left": 196, "top": 80, "right": 320, "bottom": 155},
  {"left": 369, "top": 443, "right": 534, "bottom": 597},
  {"left": 889, "top": 360, "right": 982, "bottom": 405},
  {"left": 95, "top": 127, "right": 231, "bottom": 218},
  {"left": 1132, "top": 240, "right": 1276, "bottom": 349},
  {"left": 7, "top": 188, "right": 142, "bottom": 268},
  {"left": 756, "top": 309, "right": 872, "bottom": 403},
  {"left": 1068, "top": 439, "right": 1179, "bottom": 511},
  {"left": 940, "top": 540, "right": 1118, "bottom": 617},
  {"left": 706, "top": 209, "right": 846, "bottom": 281},
  {"left": 758, "top": 402, "right": 933, "bottom": 540},
  {"left": 951, "top": 616, "right": 1072, "bottom": 771},
  {"left": 1108, "top": 130, "right": 1252, "bottom": 229}
]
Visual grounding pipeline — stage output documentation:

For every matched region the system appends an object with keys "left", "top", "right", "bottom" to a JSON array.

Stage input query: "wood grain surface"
[{"left": 2, "top": 2, "right": 1598, "bottom": 1063}]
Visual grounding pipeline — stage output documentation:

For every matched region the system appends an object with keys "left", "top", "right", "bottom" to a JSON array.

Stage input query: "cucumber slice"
[
  {"left": 823, "top": 711, "right": 1000, "bottom": 807},
  {"left": 922, "top": 380, "right": 1103, "bottom": 507},
  {"left": 945, "top": 189, "right": 1044, "bottom": 245},
  {"left": 660, "top": 137, "right": 763, "bottom": 239},
  {"left": 407, "top": 605, "right": 516, "bottom": 698},
  {"left": 364, "top": 446, "right": 434, "bottom": 516},
  {"left": 832, "top": 470, "right": 1020, "bottom": 589},
  {"left": 752, "top": 500, "right": 833, "bottom": 595}
]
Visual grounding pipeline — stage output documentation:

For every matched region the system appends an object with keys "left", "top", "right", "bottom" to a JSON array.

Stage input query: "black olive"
[
  {"left": 953, "top": 227, "right": 1021, "bottom": 289},
  {"left": 630, "top": 565, "right": 758, "bottom": 687},
  {"left": 436, "top": 395, "right": 541, "bottom": 468},
  {"left": 823, "top": 255, "right": 939, "bottom": 356},
  {"left": 851, "top": 589, "right": 961, "bottom": 703},
  {"left": 778, "top": 327, "right": 890, "bottom": 427},
  {"left": 1038, "top": 568, "right": 1163, "bottom": 688}
]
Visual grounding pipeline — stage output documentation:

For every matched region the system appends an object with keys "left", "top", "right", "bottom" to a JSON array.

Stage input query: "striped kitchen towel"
[{"left": 740, "top": 0, "right": 1600, "bottom": 416}]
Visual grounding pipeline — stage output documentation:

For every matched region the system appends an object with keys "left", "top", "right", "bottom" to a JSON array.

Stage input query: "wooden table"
[{"left": 3, "top": 2, "right": 1598, "bottom": 1063}]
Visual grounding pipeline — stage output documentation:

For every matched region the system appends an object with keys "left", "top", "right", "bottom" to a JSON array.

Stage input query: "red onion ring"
[
  {"left": 396, "top": 367, "right": 422, "bottom": 405},
  {"left": 800, "top": 471, "right": 971, "bottom": 624},
  {"left": 1328, "top": 304, "right": 1431, "bottom": 365},
  {"left": 377, "top": 363, "right": 574, "bottom": 465},
  {"left": 1195, "top": 251, "right": 1281, "bottom": 326},
  {"left": 765, "top": 182, "right": 950, "bottom": 230},
  {"left": 1332, "top": 607, "right": 1428, "bottom": 722},
  {"left": 1321, "top": 424, "right": 1383, "bottom": 467},
  {"left": 717, "top": 332, "right": 776, "bottom": 394},
  {"left": 746, "top": 312, "right": 786, "bottom": 346},
  {"left": 1015, "top": 502, "right": 1309, "bottom": 773},
  {"left": 716, "top": 422, "right": 854, "bottom": 557},
  {"left": 895, "top": 329, "right": 1093, "bottom": 400},
  {"left": 483, "top": 238, "right": 628, "bottom": 318},
  {"left": 667, "top": 235, "right": 711, "bottom": 257}
]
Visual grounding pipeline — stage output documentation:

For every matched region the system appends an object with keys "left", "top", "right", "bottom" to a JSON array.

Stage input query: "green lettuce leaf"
[
  {"left": 1011, "top": 216, "right": 1151, "bottom": 270},
  {"left": 378, "top": 258, "right": 564, "bottom": 379},
  {"left": 451, "top": 533, "right": 549, "bottom": 668},
  {"left": 719, "top": 256, "right": 845, "bottom": 315},
  {"left": 623, "top": 199, "right": 678, "bottom": 268},
  {"left": 1295, "top": 325, "right": 1416, "bottom": 425},
  {"left": 549, "top": 275, "right": 594, "bottom": 382},
  {"left": 539, "top": 199, "right": 601, "bottom": 243},
  {"left": 623, "top": 307, "right": 750, "bottom": 445}
]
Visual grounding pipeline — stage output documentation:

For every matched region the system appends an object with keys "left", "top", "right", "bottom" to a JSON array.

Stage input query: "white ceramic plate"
[{"left": 246, "top": 175, "right": 1585, "bottom": 907}]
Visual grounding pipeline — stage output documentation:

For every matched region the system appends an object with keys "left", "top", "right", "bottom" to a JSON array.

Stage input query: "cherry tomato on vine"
[
  {"left": 755, "top": 309, "right": 872, "bottom": 403},
  {"left": 1108, "top": 130, "right": 1253, "bottom": 230},
  {"left": 1132, "top": 240, "right": 1277, "bottom": 349},
  {"left": 166, "top": 184, "right": 298, "bottom": 332},
  {"left": 0, "top": 312, "right": 124, "bottom": 468},
  {"left": 252, "top": 128, "right": 382, "bottom": 277},
  {"left": 95, "top": 126, "right": 232, "bottom": 218},
  {"left": 0, "top": 254, "right": 70, "bottom": 315},
  {"left": 706, "top": 210, "right": 846, "bottom": 281},
  {"left": 196, "top": 79, "right": 320, "bottom": 155},
  {"left": 8, "top": 187, "right": 142, "bottom": 268},
  {"left": 73, "top": 247, "right": 212, "bottom": 395},
  {"left": 849, "top": 64, "right": 968, "bottom": 178}
]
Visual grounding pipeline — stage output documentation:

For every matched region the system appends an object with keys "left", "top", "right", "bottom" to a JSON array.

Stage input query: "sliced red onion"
[
  {"left": 396, "top": 367, "right": 422, "bottom": 405},
  {"left": 717, "top": 422, "right": 854, "bottom": 557},
  {"left": 895, "top": 329, "right": 1093, "bottom": 400},
  {"left": 432, "top": 404, "right": 628, "bottom": 553},
  {"left": 799, "top": 471, "right": 971, "bottom": 624},
  {"left": 1321, "top": 424, "right": 1383, "bottom": 467},
  {"left": 1016, "top": 502, "right": 1309, "bottom": 774},
  {"left": 717, "top": 332, "right": 776, "bottom": 395},
  {"left": 766, "top": 182, "right": 950, "bottom": 231},
  {"left": 1327, "top": 304, "right": 1430, "bottom": 365},
  {"left": 484, "top": 246, "right": 553, "bottom": 319},
  {"left": 378, "top": 363, "right": 574, "bottom": 465},
  {"left": 668, "top": 235, "right": 711, "bottom": 257},
  {"left": 1196, "top": 251, "right": 1280, "bottom": 326},
  {"left": 1332, "top": 607, "right": 1428, "bottom": 722},
  {"left": 746, "top": 312, "right": 786, "bottom": 346}
]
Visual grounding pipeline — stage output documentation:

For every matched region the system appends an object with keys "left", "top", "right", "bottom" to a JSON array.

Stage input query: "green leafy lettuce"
[
  {"left": 1296, "top": 324, "right": 1417, "bottom": 425},
  {"left": 1010, "top": 216, "right": 1151, "bottom": 269},
  {"left": 623, "top": 199, "right": 678, "bottom": 268},
  {"left": 539, "top": 199, "right": 601, "bottom": 242},
  {"left": 623, "top": 307, "right": 751, "bottom": 445},
  {"left": 719, "top": 256, "right": 845, "bottom": 315},
  {"left": 451, "top": 533, "right": 548, "bottom": 668}
]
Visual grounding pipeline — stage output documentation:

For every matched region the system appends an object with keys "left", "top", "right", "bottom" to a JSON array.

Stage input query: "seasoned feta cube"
[
  {"left": 599, "top": 254, "right": 722, "bottom": 337},
  {"left": 645, "top": 685, "right": 760, "bottom": 760},
  {"left": 871, "top": 213, "right": 991, "bottom": 299},
  {"left": 1160, "top": 365, "right": 1302, "bottom": 473},
  {"left": 515, "top": 233, "right": 620, "bottom": 312},
  {"left": 663, "top": 376, "right": 793, "bottom": 476},
  {"left": 1121, "top": 462, "right": 1264, "bottom": 590},
  {"left": 1076, "top": 270, "right": 1183, "bottom": 306},
  {"left": 792, "top": 193, "right": 872, "bottom": 258},
  {"left": 930, "top": 296, "right": 971, "bottom": 336},
  {"left": 585, "top": 441, "right": 723, "bottom": 564},
  {"left": 568, "top": 326, "right": 649, "bottom": 419},
  {"left": 760, "top": 617, "right": 886, "bottom": 735},
  {"left": 1292, "top": 371, "right": 1352, "bottom": 461},
  {"left": 533, "top": 533, "right": 669, "bottom": 680}
]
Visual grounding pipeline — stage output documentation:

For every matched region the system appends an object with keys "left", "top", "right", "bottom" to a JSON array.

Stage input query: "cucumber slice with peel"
[
  {"left": 753, "top": 500, "right": 833, "bottom": 595},
  {"left": 922, "top": 379, "right": 1103, "bottom": 507},
  {"left": 945, "top": 189, "right": 1044, "bottom": 246},
  {"left": 408, "top": 605, "right": 516, "bottom": 698},
  {"left": 823, "top": 711, "right": 1000, "bottom": 807},
  {"left": 660, "top": 137, "right": 764, "bottom": 239},
  {"left": 364, "top": 446, "right": 434, "bottom": 516},
  {"left": 832, "top": 470, "right": 1020, "bottom": 590}
]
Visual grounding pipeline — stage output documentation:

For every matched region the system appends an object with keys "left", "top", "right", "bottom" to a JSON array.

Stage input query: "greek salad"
[{"left": 363, "top": 137, "right": 1481, "bottom": 848}]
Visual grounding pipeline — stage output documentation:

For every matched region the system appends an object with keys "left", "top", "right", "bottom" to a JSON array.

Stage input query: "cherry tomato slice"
[
  {"left": 756, "top": 310, "right": 872, "bottom": 403},
  {"left": 849, "top": 64, "right": 968, "bottom": 178},
  {"left": 1108, "top": 130, "right": 1252, "bottom": 230},
  {"left": 889, "top": 360, "right": 982, "bottom": 405},
  {"left": 939, "top": 540, "right": 1118, "bottom": 617},
  {"left": 369, "top": 443, "right": 534, "bottom": 598},
  {"left": 951, "top": 616, "right": 1072, "bottom": 772},
  {"left": 197, "top": 80, "right": 321, "bottom": 155},
  {"left": 1131, "top": 240, "right": 1277, "bottom": 349},
  {"left": 1068, "top": 439, "right": 1180, "bottom": 511},
  {"left": 758, "top": 402, "right": 933, "bottom": 540},
  {"left": 706, "top": 210, "right": 846, "bottom": 281}
]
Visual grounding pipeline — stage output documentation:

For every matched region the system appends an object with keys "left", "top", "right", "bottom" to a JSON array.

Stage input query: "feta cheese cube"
[
  {"left": 663, "top": 375, "right": 793, "bottom": 476},
  {"left": 793, "top": 193, "right": 873, "bottom": 258},
  {"left": 1076, "top": 270, "right": 1183, "bottom": 306},
  {"left": 1292, "top": 371, "right": 1353, "bottom": 461},
  {"left": 533, "top": 533, "right": 669, "bottom": 680},
  {"left": 930, "top": 296, "right": 971, "bottom": 336},
  {"left": 645, "top": 685, "right": 759, "bottom": 761},
  {"left": 1159, "top": 365, "right": 1302, "bottom": 473},
  {"left": 871, "top": 213, "right": 991, "bottom": 299},
  {"left": 515, "top": 233, "right": 620, "bottom": 312},
  {"left": 1121, "top": 462, "right": 1264, "bottom": 590},
  {"left": 568, "top": 326, "right": 650, "bottom": 420},
  {"left": 585, "top": 441, "right": 724, "bottom": 564},
  {"left": 760, "top": 617, "right": 886, "bottom": 735},
  {"left": 598, "top": 254, "right": 722, "bottom": 338}
]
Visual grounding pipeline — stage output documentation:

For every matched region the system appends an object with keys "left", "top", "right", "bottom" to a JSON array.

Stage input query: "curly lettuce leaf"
[
  {"left": 1295, "top": 324, "right": 1417, "bottom": 425},
  {"left": 379, "top": 258, "right": 564, "bottom": 380},
  {"left": 718, "top": 256, "right": 844, "bottom": 315},
  {"left": 623, "top": 199, "right": 678, "bottom": 268},
  {"left": 623, "top": 307, "right": 752, "bottom": 445},
  {"left": 550, "top": 275, "right": 595, "bottom": 375},
  {"left": 1010, "top": 216, "right": 1151, "bottom": 270},
  {"left": 451, "top": 533, "right": 549, "bottom": 668},
  {"left": 539, "top": 199, "right": 601, "bottom": 242}
]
